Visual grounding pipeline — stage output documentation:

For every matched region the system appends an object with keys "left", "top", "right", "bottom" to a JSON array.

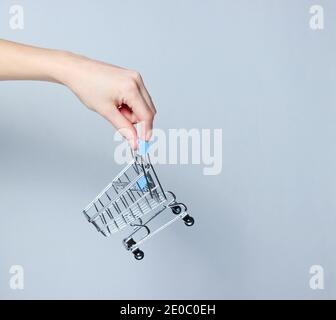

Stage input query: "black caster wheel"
[
  {"left": 133, "top": 249, "right": 144, "bottom": 260},
  {"left": 172, "top": 205, "right": 182, "bottom": 215},
  {"left": 183, "top": 215, "right": 194, "bottom": 227}
]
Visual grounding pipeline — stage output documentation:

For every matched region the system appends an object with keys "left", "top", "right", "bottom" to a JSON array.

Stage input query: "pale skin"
[{"left": 0, "top": 39, "right": 156, "bottom": 149}]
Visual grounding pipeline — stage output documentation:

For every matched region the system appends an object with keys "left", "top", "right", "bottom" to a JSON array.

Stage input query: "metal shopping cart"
[{"left": 82, "top": 141, "right": 194, "bottom": 260}]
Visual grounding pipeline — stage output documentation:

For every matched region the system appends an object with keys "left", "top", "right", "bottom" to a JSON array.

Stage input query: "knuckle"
[
  {"left": 130, "top": 70, "right": 142, "bottom": 82},
  {"left": 145, "top": 110, "right": 155, "bottom": 121},
  {"left": 124, "top": 79, "right": 138, "bottom": 92}
]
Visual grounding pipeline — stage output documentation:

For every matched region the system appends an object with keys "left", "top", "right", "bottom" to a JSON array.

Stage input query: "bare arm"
[{"left": 0, "top": 39, "right": 156, "bottom": 147}]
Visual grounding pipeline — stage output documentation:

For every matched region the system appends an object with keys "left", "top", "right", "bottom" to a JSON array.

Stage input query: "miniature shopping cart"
[{"left": 82, "top": 141, "right": 194, "bottom": 260}]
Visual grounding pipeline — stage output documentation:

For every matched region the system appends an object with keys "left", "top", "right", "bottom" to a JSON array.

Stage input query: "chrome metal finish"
[{"left": 83, "top": 150, "right": 193, "bottom": 259}]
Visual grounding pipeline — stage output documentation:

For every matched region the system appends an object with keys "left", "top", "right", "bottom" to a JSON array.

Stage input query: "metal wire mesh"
[{"left": 83, "top": 155, "right": 167, "bottom": 236}]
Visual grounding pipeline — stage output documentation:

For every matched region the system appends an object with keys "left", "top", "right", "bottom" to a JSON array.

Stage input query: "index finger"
[{"left": 125, "top": 85, "right": 155, "bottom": 141}]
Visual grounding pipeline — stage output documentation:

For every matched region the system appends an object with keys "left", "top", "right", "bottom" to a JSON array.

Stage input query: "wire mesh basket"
[{"left": 82, "top": 142, "right": 194, "bottom": 260}]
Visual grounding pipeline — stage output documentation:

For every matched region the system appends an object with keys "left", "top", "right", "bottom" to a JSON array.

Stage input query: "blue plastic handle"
[
  {"left": 137, "top": 176, "right": 148, "bottom": 190},
  {"left": 138, "top": 139, "right": 150, "bottom": 156},
  {"left": 137, "top": 139, "right": 150, "bottom": 190}
]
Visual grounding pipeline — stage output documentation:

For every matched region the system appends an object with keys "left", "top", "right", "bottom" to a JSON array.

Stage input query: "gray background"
[{"left": 0, "top": 0, "right": 335, "bottom": 299}]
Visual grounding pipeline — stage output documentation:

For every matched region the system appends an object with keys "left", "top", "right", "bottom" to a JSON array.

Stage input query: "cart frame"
[{"left": 83, "top": 149, "right": 194, "bottom": 260}]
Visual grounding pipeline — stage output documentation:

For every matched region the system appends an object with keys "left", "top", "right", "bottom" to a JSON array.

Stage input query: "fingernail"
[{"left": 145, "top": 129, "right": 152, "bottom": 141}]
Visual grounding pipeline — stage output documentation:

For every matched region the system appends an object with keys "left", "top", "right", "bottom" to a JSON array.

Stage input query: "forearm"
[{"left": 0, "top": 39, "right": 69, "bottom": 83}]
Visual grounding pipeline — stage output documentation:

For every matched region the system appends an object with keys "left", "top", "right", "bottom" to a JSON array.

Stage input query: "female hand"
[
  {"left": 0, "top": 40, "right": 156, "bottom": 148},
  {"left": 60, "top": 53, "right": 156, "bottom": 148}
]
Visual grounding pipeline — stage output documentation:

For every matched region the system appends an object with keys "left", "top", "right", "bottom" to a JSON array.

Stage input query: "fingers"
[
  {"left": 134, "top": 73, "right": 157, "bottom": 115},
  {"left": 98, "top": 70, "right": 156, "bottom": 147},
  {"left": 100, "top": 104, "right": 138, "bottom": 149},
  {"left": 124, "top": 79, "right": 155, "bottom": 141},
  {"left": 118, "top": 104, "right": 138, "bottom": 124}
]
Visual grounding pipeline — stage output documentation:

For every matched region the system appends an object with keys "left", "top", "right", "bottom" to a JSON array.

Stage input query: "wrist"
[{"left": 49, "top": 50, "right": 84, "bottom": 86}]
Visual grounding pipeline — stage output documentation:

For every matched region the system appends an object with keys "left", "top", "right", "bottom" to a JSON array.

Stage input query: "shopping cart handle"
[
  {"left": 138, "top": 139, "right": 150, "bottom": 156},
  {"left": 136, "top": 140, "right": 150, "bottom": 190}
]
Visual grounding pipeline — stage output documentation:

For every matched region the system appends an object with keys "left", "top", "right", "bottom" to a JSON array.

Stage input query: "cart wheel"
[
  {"left": 183, "top": 215, "right": 194, "bottom": 227},
  {"left": 133, "top": 249, "right": 144, "bottom": 260},
  {"left": 172, "top": 205, "right": 182, "bottom": 215}
]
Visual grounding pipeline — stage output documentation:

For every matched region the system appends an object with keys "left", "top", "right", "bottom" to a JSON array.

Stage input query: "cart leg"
[{"left": 124, "top": 237, "right": 145, "bottom": 261}]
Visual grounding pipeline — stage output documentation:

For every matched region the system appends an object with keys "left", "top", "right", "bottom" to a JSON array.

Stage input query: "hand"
[
  {"left": 0, "top": 40, "right": 155, "bottom": 148},
  {"left": 60, "top": 53, "right": 156, "bottom": 149}
]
